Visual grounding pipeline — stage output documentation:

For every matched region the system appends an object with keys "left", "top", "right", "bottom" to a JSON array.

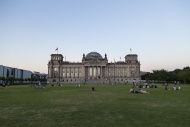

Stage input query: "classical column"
[
  {"left": 94, "top": 66, "right": 96, "bottom": 78},
  {"left": 90, "top": 66, "right": 92, "bottom": 78},
  {"left": 51, "top": 65, "right": 53, "bottom": 78},
  {"left": 78, "top": 67, "right": 79, "bottom": 78},
  {"left": 48, "top": 67, "right": 51, "bottom": 78},
  {"left": 73, "top": 67, "right": 75, "bottom": 78},
  {"left": 92, "top": 66, "right": 93, "bottom": 78},
  {"left": 87, "top": 66, "right": 91, "bottom": 78},
  {"left": 92, "top": 66, "right": 94, "bottom": 78},
  {"left": 88, "top": 66, "right": 89, "bottom": 78},
  {"left": 88, "top": 66, "right": 90, "bottom": 78},
  {"left": 99, "top": 67, "right": 101, "bottom": 77},
  {"left": 65, "top": 68, "right": 67, "bottom": 78},
  {"left": 95, "top": 66, "right": 97, "bottom": 78},
  {"left": 96, "top": 66, "right": 98, "bottom": 78},
  {"left": 100, "top": 66, "right": 102, "bottom": 78},
  {"left": 58, "top": 65, "right": 60, "bottom": 83}
]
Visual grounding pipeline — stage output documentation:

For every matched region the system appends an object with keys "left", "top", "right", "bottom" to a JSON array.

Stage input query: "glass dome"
[{"left": 86, "top": 52, "right": 103, "bottom": 60}]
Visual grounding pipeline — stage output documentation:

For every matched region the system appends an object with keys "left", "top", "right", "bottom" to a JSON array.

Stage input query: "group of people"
[
  {"left": 2, "top": 81, "right": 10, "bottom": 87},
  {"left": 76, "top": 84, "right": 81, "bottom": 87},
  {"left": 134, "top": 84, "right": 157, "bottom": 89},
  {"left": 129, "top": 83, "right": 183, "bottom": 94},
  {"left": 129, "top": 87, "right": 150, "bottom": 94},
  {"left": 172, "top": 85, "right": 182, "bottom": 90},
  {"left": 164, "top": 83, "right": 182, "bottom": 90},
  {"left": 32, "top": 81, "right": 47, "bottom": 89}
]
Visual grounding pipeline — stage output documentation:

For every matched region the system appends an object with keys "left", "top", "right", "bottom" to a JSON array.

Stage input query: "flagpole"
[
  {"left": 55, "top": 47, "right": 58, "bottom": 54},
  {"left": 130, "top": 48, "right": 132, "bottom": 54}
]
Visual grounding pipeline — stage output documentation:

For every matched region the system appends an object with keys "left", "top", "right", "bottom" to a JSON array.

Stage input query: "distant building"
[
  {"left": 0, "top": 65, "right": 32, "bottom": 79},
  {"left": 0, "top": 65, "right": 32, "bottom": 83},
  {"left": 140, "top": 71, "right": 149, "bottom": 76},
  {"left": 0, "top": 65, "right": 47, "bottom": 84},
  {"left": 47, "top": 51, "right": 141, "bottom": 84},
  {"left": 32, "top": 71, "right": 47, "bottom": 80}
]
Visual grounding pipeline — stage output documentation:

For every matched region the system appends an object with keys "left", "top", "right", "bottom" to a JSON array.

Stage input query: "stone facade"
[{"left": 47, "top": 52, "right": 141, "bottom": 84}]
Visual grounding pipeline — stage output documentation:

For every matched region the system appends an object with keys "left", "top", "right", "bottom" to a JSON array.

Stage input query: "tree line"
[
  {"left": 0, "top": 74, "right": 47, "bottom": 85},
  {"left": 141, "top": 66, "right": 190, "bottom": 84}
]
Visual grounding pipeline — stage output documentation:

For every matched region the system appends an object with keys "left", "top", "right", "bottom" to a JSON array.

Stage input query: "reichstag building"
[{"left": 48, "top": 51, "right": 140, "bottom": 84}]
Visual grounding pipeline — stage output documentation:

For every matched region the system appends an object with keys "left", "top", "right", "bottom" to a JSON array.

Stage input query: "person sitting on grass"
[
  {"left": 92, "top": 86, "right": 96, "bottom": 91},
  {"left": 177, "top": 85, "right": 182, "bottom": 90},
  {"left": 129, "top": 87, "right": 134, "bottom": 93},
  {"left": 38, "top": 81, "right": 42, "bottom": 88},
  {"left": 139, "top": 88, "right": 150, "bottom": 94},
  {"left": 76, "top": 84, "right": 80, "bottom": 87},
  {"left": 2, "top": 81, "right": 5, "bottom": 87},
  {"left": 165, "top": 83, "right": 169, "bottom": 90},
  {"left": 172, "top": 85, "right": 176, "bottom": 90},
  {"left": 129, "top": 87, "right": 140, "bottom": 94}
]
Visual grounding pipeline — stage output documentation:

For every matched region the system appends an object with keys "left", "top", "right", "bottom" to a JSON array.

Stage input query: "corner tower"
[
  {"left": 125, "top": 54, "right": 138, "bottom": 63},
  {"left": 48, "top": 54, "right": 64, "bottom": 82},
  {"left": 125, "top": 54, "right": 140, "bottom": 80}
]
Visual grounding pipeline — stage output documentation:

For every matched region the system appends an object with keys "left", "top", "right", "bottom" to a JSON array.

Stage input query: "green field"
[{"left": 0, "top": 84, "right": 190, "bottom": 127}]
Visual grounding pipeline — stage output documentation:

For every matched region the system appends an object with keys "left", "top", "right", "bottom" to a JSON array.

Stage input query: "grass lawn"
[{"left": 0, "top": 83, "right": 190, "bottom": 127}]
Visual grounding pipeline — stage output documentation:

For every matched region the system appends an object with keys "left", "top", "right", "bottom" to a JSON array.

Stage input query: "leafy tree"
[
  {"left": 0, "top": 76, "right": 5, "bottom": 81},
  {"left": 152, "top": 69, "right": 169, "bottom": 82},
  {"left": 6, "top": 77, "right": 15, "bottom": 84},
  {"left": 183, "top": 66, "right": 190, "bottom": 70},
  {"left": 141, "top": 67, "right": 190, "bottom": 84},
  {"left": 177, "top": 69, "right": 190, "bottom": 84}
]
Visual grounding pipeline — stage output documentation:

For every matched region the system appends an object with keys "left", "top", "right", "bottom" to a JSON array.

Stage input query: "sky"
[{"left": 0, "top": 0, "right": 190, "bottom": 74}]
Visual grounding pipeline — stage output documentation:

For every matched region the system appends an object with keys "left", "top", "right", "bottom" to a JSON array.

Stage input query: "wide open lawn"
[{"left": 0, "top": 84, "right": 190, "bottom": 127}]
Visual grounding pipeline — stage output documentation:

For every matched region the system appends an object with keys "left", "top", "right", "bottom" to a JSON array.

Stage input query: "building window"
[
  {"left": 71, "top": 72, "right": 74, "bottom": 77},
  {"left": 120, "top": 73, "right": 123, "bottom": 77},
  {"left": 75, "top": 73, "right": 78, "bottom": 78},
  {"left": 63, "top": 73, "right": 66, "bottom": 78},
  {"left": 79, "top": 73, "right": 81, "bottom": 77},
  {"left": 67, "top": 73, "right": 70, "bottom": 77},
  {"left": 54, "top": 68, "right": 58, "bottom": 72},
  {"left": 54, "top": 73, "right": 57, "bottom": 78}
]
